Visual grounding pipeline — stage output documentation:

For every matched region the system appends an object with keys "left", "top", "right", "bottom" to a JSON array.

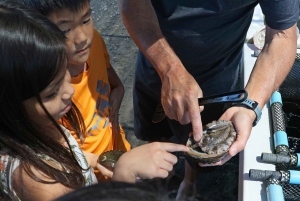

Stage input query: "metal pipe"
[
  {"left": 270, "top": 91, "right": 289, "bottom": 155},
  {"left": 261, "top": 152, "right": 300, "bottom": 167},
  {"left": 250, "top": 169, "right": 300, "bottom": 201},
  {"left": 249, "top": 169, "right": 300, "bottom": 185}
]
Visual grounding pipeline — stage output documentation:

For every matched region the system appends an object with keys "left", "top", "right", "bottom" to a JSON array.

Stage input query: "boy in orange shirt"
[{"left": 19, "top": 0, "right": 130, "bottom": 180}]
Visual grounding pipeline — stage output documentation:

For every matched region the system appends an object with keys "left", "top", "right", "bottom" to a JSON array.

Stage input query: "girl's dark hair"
[
  {"left": 0, "top": 0, "right": 86, "bottom": 193},
  {"left": 18, "top": 0, "right": 90, "bottom": 16}
]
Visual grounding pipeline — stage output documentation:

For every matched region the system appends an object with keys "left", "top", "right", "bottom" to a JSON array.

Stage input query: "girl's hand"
[
  {"left": 112, "top": 142, "right": 189, "bottom": 183},
  {"left": 83, "top": 151, "right": 113, "bottom": 178},
  {"left": 96, "top": 163, "right": 113, "bottom": 178}
]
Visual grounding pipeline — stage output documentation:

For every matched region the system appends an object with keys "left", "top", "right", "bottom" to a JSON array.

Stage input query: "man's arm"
[
  {"left": 118, "top": 0, "right": 204, "bottom": 141},
  {"left": 246, "top": 24, "right": 297, "bottom": 108},
  {"left": 202, "top": 23, "right": 298, "bottom": 166}
]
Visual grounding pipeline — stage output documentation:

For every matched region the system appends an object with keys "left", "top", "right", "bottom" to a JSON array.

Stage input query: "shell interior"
[{"left": 186, "top": 120, "right": 236, "bottom": 164}]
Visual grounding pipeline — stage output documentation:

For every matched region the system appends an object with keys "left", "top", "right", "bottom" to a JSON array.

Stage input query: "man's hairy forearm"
[
  {"left": 245, "top": 24, "right": 297, "bottom": 108},
  {"left": 118, "top": 0, "right": 184, "bottom": 78},
  {"left": 118, "top": 0, "right": 161, "bottom": 50}
]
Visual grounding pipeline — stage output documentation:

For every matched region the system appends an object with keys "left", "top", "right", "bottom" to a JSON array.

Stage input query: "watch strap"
[{"left": 233, "top": 98, "right": 262, "bottom": 127}]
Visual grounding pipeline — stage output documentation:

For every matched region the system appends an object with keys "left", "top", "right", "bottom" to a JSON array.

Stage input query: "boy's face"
[{"left": 48, "top": 2, "right": 94, "bottom": 66}]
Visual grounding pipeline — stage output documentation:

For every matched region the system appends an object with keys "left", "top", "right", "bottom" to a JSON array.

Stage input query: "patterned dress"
[{"left": 0, "top": 127, "right": 97, "bottom": 200}]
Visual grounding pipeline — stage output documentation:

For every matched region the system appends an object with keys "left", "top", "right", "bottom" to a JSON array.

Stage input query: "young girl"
[
  {"left": 0, "top": 1, "right": 189, "bottom": 200},
  {"left": 0, "top": 1, "right": 97, "bottom": 200}
]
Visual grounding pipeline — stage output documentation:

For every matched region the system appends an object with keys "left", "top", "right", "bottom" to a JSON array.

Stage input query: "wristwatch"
[{"left": 232, "top": 98, "right": 262, "bottom": 127}]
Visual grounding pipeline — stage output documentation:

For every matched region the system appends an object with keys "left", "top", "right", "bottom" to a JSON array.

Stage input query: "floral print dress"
[{"left": 0, "top": 127, "right": 97, "bottom": 200}]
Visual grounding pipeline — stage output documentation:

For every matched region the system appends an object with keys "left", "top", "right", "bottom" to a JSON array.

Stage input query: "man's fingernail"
[
  {"left": 232, "top": 148, "right": 237, "bottom": 156},
  {"left": 195, "top": 134, "right": 201, "bottom": 141}
]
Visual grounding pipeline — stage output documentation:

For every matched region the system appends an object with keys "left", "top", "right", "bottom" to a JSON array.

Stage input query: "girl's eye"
[
  {"left": 46, "top": 89, "right": 59, "bottom": 99},
  {"left": 62, "top": 29, "right": 71, "bottom": 34},
  {"left": 83, "top": 18, "right": 90, "bottom": 24}
]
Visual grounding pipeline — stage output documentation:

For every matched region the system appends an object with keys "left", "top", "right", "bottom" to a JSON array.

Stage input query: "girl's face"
[{"left": 23, "top": 69, "right": 74, "bottom": 127}]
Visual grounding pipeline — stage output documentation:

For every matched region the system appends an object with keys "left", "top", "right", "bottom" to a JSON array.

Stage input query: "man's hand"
[
  {"left": 161, "top": 66, "right": 204, "bottom": 141},
  {"left": 119, "top": 0, "right": 204, "bottom": 141},
  {"left": 199, "top": 106, "right": 256, "bottom": 166}
]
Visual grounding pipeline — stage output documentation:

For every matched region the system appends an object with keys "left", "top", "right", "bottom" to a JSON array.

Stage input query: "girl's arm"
[{"left": 13, "top": 165, "right": 73, "bottom": 201}]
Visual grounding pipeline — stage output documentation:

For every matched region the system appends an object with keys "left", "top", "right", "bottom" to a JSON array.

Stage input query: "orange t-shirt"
[{"left": 68, "top": 29, "right": 131, "bottom": 169}]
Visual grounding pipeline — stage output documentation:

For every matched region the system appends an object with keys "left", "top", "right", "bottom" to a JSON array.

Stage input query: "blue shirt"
[{"left": 137, "top": 0, "right": 299, "bottom": 96}]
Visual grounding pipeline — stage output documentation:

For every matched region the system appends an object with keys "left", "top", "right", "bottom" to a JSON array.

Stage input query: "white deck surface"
[
  {"left": 240, "top": 6, "right": 300, "bottom": 201},
  {"left": 239, "top": 5, "right": 275, "bottom": 201},
  {"left": 239, "top": 43, "right": 276, "bottom": 200},
  {"left": 239, "top": 45, "right": 276, "bottom": 201}
]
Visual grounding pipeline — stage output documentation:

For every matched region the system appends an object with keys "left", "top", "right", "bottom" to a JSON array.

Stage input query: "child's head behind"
[
  {"left": 0, "top": 0, "right": 85, "bottom": 190},
  {"left": 19, "top": 0, "right": 94, "bottom": 69}
]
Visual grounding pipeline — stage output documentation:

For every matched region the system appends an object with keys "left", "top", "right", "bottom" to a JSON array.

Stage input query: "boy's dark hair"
[
  {"left": 0, "top": 0, "right": 86, "bottom": 197},
  {"left": 18, "top": 0, "right": 90, "bottom": 16}
]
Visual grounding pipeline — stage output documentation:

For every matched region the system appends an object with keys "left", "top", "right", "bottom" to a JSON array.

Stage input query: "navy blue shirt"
[{"left": 137, "top": 0, "right": 299, "bottom": 96}]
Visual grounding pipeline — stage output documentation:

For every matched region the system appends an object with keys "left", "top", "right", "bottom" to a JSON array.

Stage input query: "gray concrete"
[{"left": 90, "top": 0, "right": 146, "bottom": 148}]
